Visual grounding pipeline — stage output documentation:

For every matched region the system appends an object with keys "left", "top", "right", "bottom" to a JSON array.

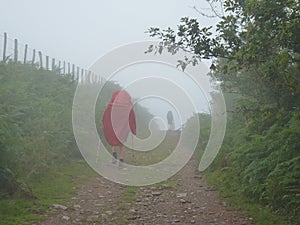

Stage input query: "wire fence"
[{"left": 0, "top": 32, "right": 105, "bottom": 84}]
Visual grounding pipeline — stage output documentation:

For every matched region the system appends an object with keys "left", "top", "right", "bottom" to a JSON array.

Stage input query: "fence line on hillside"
[{"left": 0, "top": 32, "right": 105, "bottom": 84}]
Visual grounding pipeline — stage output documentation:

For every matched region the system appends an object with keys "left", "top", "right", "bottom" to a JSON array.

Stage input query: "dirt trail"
[{"left": 36, "top": 156, "right": 252, "bottom": 225}]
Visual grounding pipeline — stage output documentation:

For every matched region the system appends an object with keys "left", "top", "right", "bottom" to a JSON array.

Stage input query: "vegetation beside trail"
[
  {"left": 0, "top": 160, "right": 95, "bottom": 225},
  {"left": 0, "top": 63, "right": 78, "bottom": 195},
  {"left": 147, "top": 0, "right": 300, "bottom": 223},
  {"left": 0, "top": 62, "right": 95, "bottom": 224},
  {"left": 0, "top": 62, "right": 157, "bottom": 224}
]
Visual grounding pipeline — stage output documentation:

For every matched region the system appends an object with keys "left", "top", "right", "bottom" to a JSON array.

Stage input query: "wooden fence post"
[
  {"left": 32, "top": 49, "right": 35, "bottom": 65},
  {"left": 52, "top": 58, "right": 55, "bottom": 71},
  {"left": 68, "top": 62, "right": 70, "bottom": 74},
  {"left": 23, "top": 44, "right": 28, "bottom": 64},
  {"left": 58, "top": 61, "right": 61, "bottom": 75},
  {"left": 88, "top": 71, "right": 91, "bottom": 83},
  {"left": 14, "top": 39, "right": 18, "bottom": 62},
  {"left": 38, "top": 51, "right": 43, "bottom": 68},
  {"left": 76, "top": 66, "right": 80, "bottom": 81},
  {"left": 85, "top": 70, "right": 88, "bottom": 83},
  {"left": 81, "top": 68, "right": 84, "bottom": 83},
  {"left": 72, "top": 64, "right": 75, "bottom": 79},
  {"left": 46, "top": 56, "right": 49, "bottom": 70},
  {"left": 2, "top": 32, "right": 7, "bottom": 62}
]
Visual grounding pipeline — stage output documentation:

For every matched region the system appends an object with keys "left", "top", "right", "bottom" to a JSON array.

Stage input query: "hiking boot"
[
  {"left": 118, "top": 159, "right": 126, "bottom": 169},
  {"left": 112, "top": 152, "right": 117, "bottom": 164}
]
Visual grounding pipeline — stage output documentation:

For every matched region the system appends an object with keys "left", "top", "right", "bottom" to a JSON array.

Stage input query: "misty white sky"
[
  {"left": 110, "top": 62, "right": 211, "bottom": 129},
  {"left": 1, "top": 0, "right": 220, "bottom": 128},
  {"left": 0, "top": 0, "right": 219, "bottom": 68}
]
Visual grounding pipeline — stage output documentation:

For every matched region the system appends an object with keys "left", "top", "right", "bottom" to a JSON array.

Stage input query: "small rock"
[
  {"left": 194, "top": 175, "right": 202, "bottom": 179},
  {"left": 87, "top": 215, "right": 99, "bottom": 221},
  {"left": 176, "top": 193, "right": 187, "bottom": 198},
  {"left": 151, "top": 191, "right": 162, "bottom": 196},
  {"left": 205, "top": 186, "right": 217, "bottom": 191},
  {"left": 62, "top": 215, "right": 70, "bottom": 221},
  {"left": 74, "top": 204, "right": 81, "bottom": 209},
  {"left": 106, "top": 210, "right": 113, "bottom": 215},
  {"left": 128, "top": 215, "right": 138, "bottom": 220},
  {"left": 145, "top": 193, "right": 152, "bottom": 197},
  {"left": 129, "top": 208, "right": 137, "bottom": 213},
  {"left": 52, "top": 204, "right": 68, "bottom": 210},
  {"left": 180, "top": 199, "right": 187, "bottom": 203}
]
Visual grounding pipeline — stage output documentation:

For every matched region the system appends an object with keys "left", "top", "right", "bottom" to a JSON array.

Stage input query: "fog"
[
  {"left": 1, "top": 0, "right": 219, "bottom": 127},
  {"left": 0, "top": 0, "right": 219, "bottom": 67}
]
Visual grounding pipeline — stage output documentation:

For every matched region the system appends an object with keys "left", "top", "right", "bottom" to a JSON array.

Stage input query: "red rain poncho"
[{"left": 102, "top": 90, "right": 136, "bottom": 146}]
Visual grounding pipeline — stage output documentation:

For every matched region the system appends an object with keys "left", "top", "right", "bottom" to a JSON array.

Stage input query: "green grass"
[
  {"left": 125, "top": 131, "right": 180, "bottom": 166},
  {"left": 0, "top": 159, "right": 96, "bottom": 225},
  {"left": 204, "top": 169, "right": 289, "bottom": 225},
  {"left": 123, "top": 186, "right": 139, "bottom": 203}
]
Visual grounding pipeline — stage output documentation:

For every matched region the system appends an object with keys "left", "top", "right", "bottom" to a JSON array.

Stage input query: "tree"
[
  {"left": 147, "top": 0, "right": 300, "bottom": 222},
  {"left": 147, "top": 0, "right": 300, "bottom": 128}
]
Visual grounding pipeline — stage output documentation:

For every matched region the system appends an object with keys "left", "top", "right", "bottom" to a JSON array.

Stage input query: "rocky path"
[{"left": 36, "top": 156, "right": 252, "bottom": 225}]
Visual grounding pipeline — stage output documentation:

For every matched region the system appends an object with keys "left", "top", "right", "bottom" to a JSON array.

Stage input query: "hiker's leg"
[
  {"left": 119, "top": 145, "right": 126, "bottom": 160},
  {"left": 119, "top": 145, "right": 126, "bottom": 169},
  {"left": 111, "top": 146, "right": 117, "bottom": 164}
]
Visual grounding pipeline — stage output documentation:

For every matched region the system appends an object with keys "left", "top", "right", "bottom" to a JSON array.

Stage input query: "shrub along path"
[{"left": 36, "top": 155, "right": 252, "bottom": 225}]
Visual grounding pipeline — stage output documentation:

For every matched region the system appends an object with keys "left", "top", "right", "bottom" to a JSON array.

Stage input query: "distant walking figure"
[
  {"left": 102, "top": 90, "right": 136, "bottom": 169},
  {"left": 167, "top": 110, "right": 175, "bottom": 130}
]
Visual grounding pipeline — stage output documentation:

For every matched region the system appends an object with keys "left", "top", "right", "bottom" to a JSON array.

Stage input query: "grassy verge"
[
  {"left": 125, "top": 131, "right": 180, "bottom": 166},
  {"left": 0, "top": 159, "right": 96, "bottom": 225},
  {"left": 204, "top": 169, "right": 289, "bottom": 225}
]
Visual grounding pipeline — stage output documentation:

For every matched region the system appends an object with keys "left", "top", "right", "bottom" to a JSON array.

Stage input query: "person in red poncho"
[{"left": 102, "top": 90, "right": 136, "bottom": 168}]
